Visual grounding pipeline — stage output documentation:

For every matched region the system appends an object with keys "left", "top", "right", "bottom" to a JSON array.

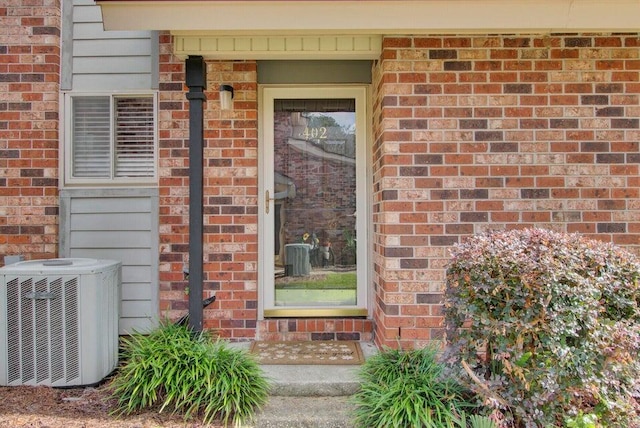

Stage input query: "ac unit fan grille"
[{"left": 6, "top": 276, "right": 80, "bottom": 385}]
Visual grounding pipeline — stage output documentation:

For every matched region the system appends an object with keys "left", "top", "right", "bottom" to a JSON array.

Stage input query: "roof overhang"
[{"left": 96, "top": 0, "right": 640, "bottom": 34}]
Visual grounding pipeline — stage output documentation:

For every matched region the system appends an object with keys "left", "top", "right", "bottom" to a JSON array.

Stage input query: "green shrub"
[
  {"left": 465, "top": 414, "right": 498, "bottom": 428},
  {"left": 110, "top": 322, "right": 269, "bottom": 426},
  {"left": 351, "top": 345, "right": 473, "bottom": 428},
  {"left": 443, "top": 228, "right": 640, "bottom": 427},
  {"left": 565, "top": 412, "right": 600, "bottom": 428},
  {"left": 453, "top": 413, "right": 498, "bottom": 428}
]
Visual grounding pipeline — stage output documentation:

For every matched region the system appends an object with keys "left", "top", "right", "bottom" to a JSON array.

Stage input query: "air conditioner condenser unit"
[{"left": 0, "top": 258, "right": 121, "bottom": 387}]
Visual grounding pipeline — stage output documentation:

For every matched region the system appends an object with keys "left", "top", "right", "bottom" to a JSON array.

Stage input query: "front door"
[{"left": 260, "top": 86, "right": 368, "bottom": 317}]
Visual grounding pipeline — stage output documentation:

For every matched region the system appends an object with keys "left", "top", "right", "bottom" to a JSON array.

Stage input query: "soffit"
[
  {"left": 97, "top": 1, "right": 640, "bottom": 34},
  {"left": 96, "top": 0, "right": 640, "bottom": 60},
  {"left": 173, "top": 35, "right": 382, "bottom": 59}
]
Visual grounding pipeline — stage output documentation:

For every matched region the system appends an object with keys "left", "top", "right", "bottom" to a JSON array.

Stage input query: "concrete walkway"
[
  {"left": 248, "top": 396, "right": 356, "bottom": 428},
  {"left": 235, "top": 342, "right": 377, "bottom": 428}
]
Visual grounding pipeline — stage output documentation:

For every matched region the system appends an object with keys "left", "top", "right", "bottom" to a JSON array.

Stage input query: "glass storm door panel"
[{"left": 261, "top": 87, "right": 367, "bottom": 317}]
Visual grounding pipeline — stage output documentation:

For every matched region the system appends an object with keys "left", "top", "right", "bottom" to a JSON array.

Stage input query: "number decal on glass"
[{"left": 300, "top": 127, "right": 328, "bottom": 140}]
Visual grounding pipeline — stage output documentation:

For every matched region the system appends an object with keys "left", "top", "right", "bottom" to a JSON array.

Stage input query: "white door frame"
[{"left": 258, "top": 85, "right": 370, "bottom": 318}]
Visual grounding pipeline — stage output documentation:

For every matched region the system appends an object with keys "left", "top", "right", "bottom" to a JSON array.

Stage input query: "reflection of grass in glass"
[{"left": 276, "top": 272, "right": 356, "bottom": 289}]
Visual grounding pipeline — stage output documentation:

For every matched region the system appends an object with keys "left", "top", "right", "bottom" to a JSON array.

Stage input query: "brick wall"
[
  {"left": 0, "top": 0, "right": 60, "bottom": 263},
  {"left": 7, "top": 6, "right": 638, "bottom": 351},
  {"left": 372, "top": 34, "right": 640, "bottom": 349},
  {"left": 157, "top": 34, "right": 259, "bottom": 339},
  {"left": 158, "top": 35, "right": 374, "bottom": 341}
]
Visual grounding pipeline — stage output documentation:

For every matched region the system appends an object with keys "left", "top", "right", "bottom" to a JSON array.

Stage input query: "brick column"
[{"left": 0, "top": 1, "right": 60, "bottom": 262}]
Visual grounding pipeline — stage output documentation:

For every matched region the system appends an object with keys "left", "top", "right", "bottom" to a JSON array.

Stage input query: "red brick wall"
[
  {"left": 9, "top": 7, "right": 639, "bottom": 351},
  {"left": 0, "top": 1, "right": 60, "bottom": 263},
  {"left": 158, "top": 35, "right": 374, "bottom": 341},
  {"left": 157, "top": 34, "right": 259, "bottom": 340},
  {"left": 372, "top": 34, "right": 640, "bottom": 349},
  {"left": 160, "top": 33, "right": 638, "bottom": 347}
]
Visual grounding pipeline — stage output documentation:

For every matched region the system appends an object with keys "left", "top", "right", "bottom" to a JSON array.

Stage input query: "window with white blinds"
[
  {"left": 72, "top": 97, "right": 111, "bottom": 178},
  {"left": 68, "top": 94, "right": 156, "bottom": 184},
  {"left": 114, "top": 97, "right": 155, "bottom": 177}
]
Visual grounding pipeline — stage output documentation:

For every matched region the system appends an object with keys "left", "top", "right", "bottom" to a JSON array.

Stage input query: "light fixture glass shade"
[{"left": 219, "top": 84, "right": 234, "bottom": 110}]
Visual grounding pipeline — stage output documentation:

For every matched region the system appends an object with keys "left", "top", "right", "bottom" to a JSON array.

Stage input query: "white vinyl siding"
[
  {"left": 64, "top": 0, "right": 157, "bottom": 91},
  {"left": 59, "top": 1, "right": 160, "bottom": 334},
  {"left": 59, "top": 189, "right": 160, "bottom": 335}
]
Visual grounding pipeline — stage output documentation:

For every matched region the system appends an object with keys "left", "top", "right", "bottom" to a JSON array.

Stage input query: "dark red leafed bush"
[{"left": 443, "top": 228, "right": 640, "bottom": 427}]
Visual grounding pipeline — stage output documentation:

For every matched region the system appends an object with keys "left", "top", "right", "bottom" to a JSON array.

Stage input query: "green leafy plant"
[
  {"left": 351, "top": 345, "right": 473, "bottom": 428},
  {"left": 342, "top": 229, "right": 357, "bottom": 265},
  {"left": 110, "top": 322, "right": 269, "bottom": 426},
  {"left": 450, "top": 412, "right": 498, "bottom": 428},
  {"left": 466, "top": 414, "right": 498, "bottom": 428},
  {"left": 565, "top": 412, "right": 600, "bottom": 428},
  {"left": 443, "top": 228, "right": 640, "bottom": 427}
]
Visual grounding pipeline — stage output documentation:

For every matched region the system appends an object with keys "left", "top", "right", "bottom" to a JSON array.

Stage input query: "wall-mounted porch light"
[{"left": 219, "top": 84, "right": 234, "bottom": 110}]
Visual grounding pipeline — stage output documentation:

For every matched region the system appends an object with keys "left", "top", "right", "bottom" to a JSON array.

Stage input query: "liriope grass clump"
[
  {"left": 110, "top": 322, "right": 269, "bottom": 426},
  {"left": 351, "top": 345, "right": 473, "bottom": 428}
]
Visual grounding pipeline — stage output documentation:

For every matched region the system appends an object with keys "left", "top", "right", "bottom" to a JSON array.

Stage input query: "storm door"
[{"left": 260, "top": 86, "right": 368, "bottom": 317}]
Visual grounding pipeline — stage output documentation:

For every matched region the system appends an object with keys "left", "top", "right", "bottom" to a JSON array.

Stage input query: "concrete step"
[
  {"left": 233, "top": 341, "right": 376, "bottom": 428},
  {"left": 261, "top": 341, "right": 376, "bottom": 397},
  {"left": 261, "top": 363, "right": 362, "bottom": 397},
  {"left": 247, "top": 396, "right": 355, "bottom": 428},
  {"left": 232, "top": 341, "right": 377, "bottom": 397}
]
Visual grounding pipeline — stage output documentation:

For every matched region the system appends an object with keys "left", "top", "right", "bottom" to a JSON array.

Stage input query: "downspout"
[{"left": 185, "top": 56, "right": 206, "bottom": 332}]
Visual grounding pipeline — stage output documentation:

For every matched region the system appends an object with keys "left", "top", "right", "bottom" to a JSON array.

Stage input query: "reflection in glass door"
[{"left": 261, "top": 87, "right": 367, "bottom": 317}]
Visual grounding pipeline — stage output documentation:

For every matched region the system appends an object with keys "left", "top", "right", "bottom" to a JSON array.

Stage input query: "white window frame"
[{"left": 62, "top": 92, "right": 158, "bottom": 186}]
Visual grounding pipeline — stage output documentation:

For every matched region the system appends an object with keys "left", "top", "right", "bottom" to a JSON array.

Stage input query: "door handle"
[{"left": 265, "top": 190, "right": 276, "bottom": 214}]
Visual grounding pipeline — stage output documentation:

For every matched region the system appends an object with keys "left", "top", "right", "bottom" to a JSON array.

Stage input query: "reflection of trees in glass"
[
  {"left": 306, "top": 114, "right": 343, "bottom": 132},
  {"left": 341, "top": 229, "right": 357, "bottom": 266},
  {"left": 304, "top": 113, "right": 356, "bottom": 158}
]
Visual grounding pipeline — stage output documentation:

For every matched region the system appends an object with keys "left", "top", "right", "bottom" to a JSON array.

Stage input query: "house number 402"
[{"left": 299, "top": 127, "right": 327, "bottom": 140}]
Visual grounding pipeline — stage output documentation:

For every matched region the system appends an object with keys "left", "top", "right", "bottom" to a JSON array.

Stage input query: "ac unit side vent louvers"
[
  {"left": 65, "top": 277, "right": 80, "bottom": 381},
  {"left": 5, "top": 276, "right": 81, "bottom": 385},
  {"left": 7, "top": 278, "right": 20, "bottom": 384},
  {"left": 1, "top": 259, "right": 121, "bottom": 387},
  {"left": 50, "top": 277, "right": 64, "bottom": 384},
  {"left": 19, "top": 278, "right": 34, "bottom": 383},
  {"left": 35, "top": 278, "right": 49, "bottom": 383}
]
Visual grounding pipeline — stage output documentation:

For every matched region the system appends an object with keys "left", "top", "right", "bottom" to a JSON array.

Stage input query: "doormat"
[{"left": 249, "top": 341, "right": 364, "bottom": 365}]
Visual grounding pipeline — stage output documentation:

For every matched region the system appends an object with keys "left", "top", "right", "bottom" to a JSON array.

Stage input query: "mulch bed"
[{"left": 0, "top": 384, "right": 221, "bottom": 427}]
